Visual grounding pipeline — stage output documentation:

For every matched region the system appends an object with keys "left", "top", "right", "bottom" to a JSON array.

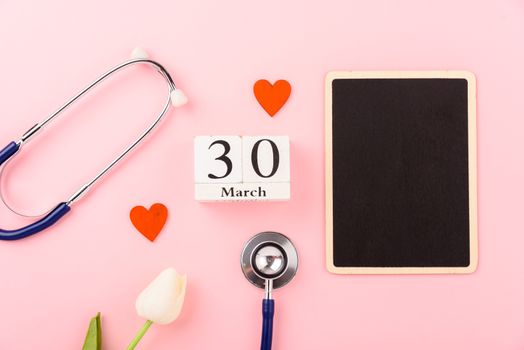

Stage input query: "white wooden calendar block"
[
  {"left": 194, "top": 136, "right": 242, "bottom": 184},
  {"left": 194, "top": 135, "right": 290, "bottom": 201},
  {"left": 242, "top": 136, "right": 290, "bottom": 183}
]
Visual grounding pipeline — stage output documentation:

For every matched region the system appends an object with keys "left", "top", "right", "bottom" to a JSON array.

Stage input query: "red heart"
[
  {"left": 253, "top": 79, "right": 291, "bottom": 117},
  {"left": 130, "top": 203, "right": 168, "bottom": 242}
]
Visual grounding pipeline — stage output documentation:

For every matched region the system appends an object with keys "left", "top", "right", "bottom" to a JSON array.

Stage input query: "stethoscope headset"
[{"left": 0, "top": 53, "right": 187, "bottom": 240}]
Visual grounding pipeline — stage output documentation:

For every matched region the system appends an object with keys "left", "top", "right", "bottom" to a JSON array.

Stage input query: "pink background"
[{"left": 0, "top": 0, "right": 523, "bottom": 349}]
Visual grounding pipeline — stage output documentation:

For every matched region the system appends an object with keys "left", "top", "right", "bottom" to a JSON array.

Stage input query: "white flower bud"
[{"left": 135, "top": 268, "right": 187, "bottom": 325}]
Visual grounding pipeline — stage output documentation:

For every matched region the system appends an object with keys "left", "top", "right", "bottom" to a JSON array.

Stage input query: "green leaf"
[{"left": 82, "top": 312, "right": 102, "bottom": 350}]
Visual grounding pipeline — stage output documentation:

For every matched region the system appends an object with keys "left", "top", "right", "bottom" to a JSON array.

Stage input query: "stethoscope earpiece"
[{"left": 170, "top": 89, "right": 188, "bottom": 107}]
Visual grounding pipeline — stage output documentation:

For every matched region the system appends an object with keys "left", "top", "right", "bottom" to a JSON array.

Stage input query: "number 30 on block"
[{"left": 194, "top": 136, "right": 290, "bottom": 201}]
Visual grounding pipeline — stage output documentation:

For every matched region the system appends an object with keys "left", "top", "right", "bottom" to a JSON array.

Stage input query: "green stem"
[{"left": 127, "top": 320, "right": 153, "bottom": 350}]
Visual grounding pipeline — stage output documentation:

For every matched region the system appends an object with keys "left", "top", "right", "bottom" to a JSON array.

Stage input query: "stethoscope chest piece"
[
  {"left": 241, "top": 231, "right": 298, "bottom": 290},
  {"left": 241, "top": 232, "right": 298, "bottom": 350}
]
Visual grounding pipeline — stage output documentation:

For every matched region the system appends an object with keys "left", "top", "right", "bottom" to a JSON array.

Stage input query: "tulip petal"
[{"left": 135, "top": 268, "right": 187, "bottom": 325}]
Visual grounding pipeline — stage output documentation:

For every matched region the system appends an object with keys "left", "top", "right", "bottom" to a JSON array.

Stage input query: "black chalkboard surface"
[{"left": 325, "top": 72, "right": 477, "bottom": 274}]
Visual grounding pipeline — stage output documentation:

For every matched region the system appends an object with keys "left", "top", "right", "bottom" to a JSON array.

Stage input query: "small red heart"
[
  {"left": 254, "top": 79, "right": 291, "bottom": 117},
  {"left": 130, "top": 203, "right": 168, "bottom": 242}
]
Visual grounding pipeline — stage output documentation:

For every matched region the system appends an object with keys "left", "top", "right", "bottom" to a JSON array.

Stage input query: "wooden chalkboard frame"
[{"left": 325, "top": 71, "right": 478, "bottom": 274}]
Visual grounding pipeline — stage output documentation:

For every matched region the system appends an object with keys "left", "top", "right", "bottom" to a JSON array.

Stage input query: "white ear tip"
[
  {"left": 131, "top": 47, "right": 149, "bottom": 59},
  {"left": 170, "top": 89, "right": 188, "bottom": 107}
]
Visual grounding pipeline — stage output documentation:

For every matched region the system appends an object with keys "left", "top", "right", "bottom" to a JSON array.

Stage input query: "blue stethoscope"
[
  {"left": 0, "top": 54, "right": 186, "bottom": 240},
  {"left": 241, "top": 232, "right": 299, "bottom": 350}
]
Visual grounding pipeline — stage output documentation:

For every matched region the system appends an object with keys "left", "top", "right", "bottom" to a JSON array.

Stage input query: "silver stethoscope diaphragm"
[
  {"left": 241, "top": 231, "right": 298, "bottom": 291},
  {"left": 240, "top": 231, "right": 298, "bottom": 350}
]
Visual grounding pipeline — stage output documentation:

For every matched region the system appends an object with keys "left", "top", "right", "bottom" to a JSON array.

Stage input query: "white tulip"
[{"left": 135, "top": 268, "right": 187, "bottom": 325}]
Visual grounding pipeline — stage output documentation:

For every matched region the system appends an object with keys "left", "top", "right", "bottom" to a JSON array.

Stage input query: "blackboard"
[{"left": 325, "top": 71, "right": 477, "bottom": 274}]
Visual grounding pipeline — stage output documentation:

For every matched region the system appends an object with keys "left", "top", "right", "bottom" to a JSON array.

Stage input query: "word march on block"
[{"left": 194, "top": 136, "right": 290, "bottom": 201}]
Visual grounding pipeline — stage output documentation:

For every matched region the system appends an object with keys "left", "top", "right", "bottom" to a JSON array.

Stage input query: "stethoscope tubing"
[
  {"left": 0, "top": 142, "right": 72, "bottom": 240},
  {"left": 0, "top": 142, "right": 19, "bottom": 166},
  {"left": 261, "top": 298, "right": 275, "bottom": 350}
]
